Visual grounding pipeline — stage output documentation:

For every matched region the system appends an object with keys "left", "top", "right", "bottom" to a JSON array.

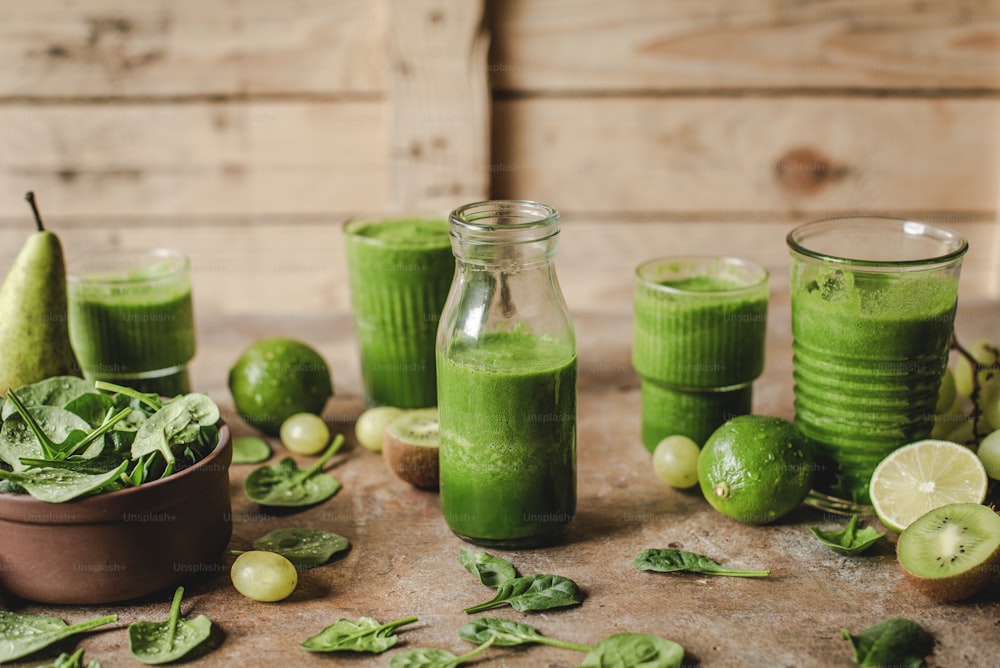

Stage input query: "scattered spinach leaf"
[
  {"left": 35, "top": 648, "right": 101, "bottom": 668},
  {"left": 578, "top": 632, "right": 685, "bottom": 668},
  {"left": 841, "top": 618, "right": 932, "bottom": 668},
  {"left": 810, "top": 515, "right": 885, "bottom": 556},
  {"left": 128, "top": 586, "right": 212, "bottom": 664},
  {"left": 463, "top": 574, "right": 584, "bottom": 614},
  {"left": 459, "top": 548, "right": 517, "bottom": 588},
  {"left": 245, "top": 434, "right": 345, "bottom": 507},
  {"left": 0, "top": 461, "right": 129, "bottom": 502},
  {"left": 389, "top": 637, "right": 496, "bottom": 668},
  {"left": 0, "top": 611, "right": 117, "bottom": 663},
  {"left": 232, "top": 436, "right": 271, "bottom": 464},
  {"left": 634, "top": 549, "right": 770, "bottom": 578},
  {"left": 301, "top": 615, "right": 418, "bottom": 653},
  {"left": 251, "top": 528, "right": 350, "bottom": 569},
  {"left": 457, "top": 617, "right": 591, "bottom": 652}
]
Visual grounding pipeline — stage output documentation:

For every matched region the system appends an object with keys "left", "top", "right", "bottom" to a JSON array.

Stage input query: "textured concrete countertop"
[{"left": 4, "top": 293, "right": 999, "bottom": 668}]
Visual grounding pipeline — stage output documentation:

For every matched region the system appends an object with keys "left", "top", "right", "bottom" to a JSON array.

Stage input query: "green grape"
[
  {"left": 953, "top": 339, "right": 999, "bottom": 399},
  {"left": 931, "top": 396, "right": 967, "bottom": 439},
  {"left": 934, "top": 368, "right": 957, "bottom": 414},
  {"left": 977, "top": 430, "right": 1000, "bottom": 480},
  {"left": 977, "top": 374, "right": 1000, "bottom": 431},
  {"left": 231, "top": 551, "right": 298, "bottom": 602},
  {"left": 354, "top": 406, "right": 404, "bottom": 452},
  {"left": 944, "top": 419, "right": 977, "bottom": 448},
  {"left": 652, "top": 435, "right": 701, "bottom": 489},
  {"left": 279, "top": 413, "right": 330, "bottom": 455}
]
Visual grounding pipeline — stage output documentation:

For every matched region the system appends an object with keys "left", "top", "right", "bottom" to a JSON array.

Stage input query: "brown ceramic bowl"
[{"left": 0, "top": 421, "right": 232, "bottom": 604}]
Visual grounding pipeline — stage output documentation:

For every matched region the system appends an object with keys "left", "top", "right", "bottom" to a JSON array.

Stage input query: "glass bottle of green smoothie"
[{"left": 437, "top": 200, "right": 577, "bottom": 548}]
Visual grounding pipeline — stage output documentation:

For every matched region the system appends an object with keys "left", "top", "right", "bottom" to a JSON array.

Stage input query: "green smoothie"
[
  {"left": 68, "top": 251, "right": 196, "bottom": 397},
  {"left": 791, "top": 266, "right": 958, "bottom": 505},
  {"left": 438, "top": 331, "right": 576, "bottom": 547},
  {"left": 344, "top": 218, "right": 455, "bottom": 408},
  {"left": 632, "top": 259, "right": 769, "bottom": 450}
]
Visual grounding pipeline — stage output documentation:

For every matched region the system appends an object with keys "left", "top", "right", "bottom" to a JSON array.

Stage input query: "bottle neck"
[{"left": 449, "top": 200, "right": 560, "bottom": 269}]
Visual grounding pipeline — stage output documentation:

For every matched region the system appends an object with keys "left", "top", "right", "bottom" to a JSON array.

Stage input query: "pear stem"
[{"left": 25, "top": 191, "right": 45, "bottom": 232}]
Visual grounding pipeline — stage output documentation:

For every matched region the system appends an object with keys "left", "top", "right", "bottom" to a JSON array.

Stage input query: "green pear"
[{"left": 0, "top": 192, "right": 80, "bottom": 396}]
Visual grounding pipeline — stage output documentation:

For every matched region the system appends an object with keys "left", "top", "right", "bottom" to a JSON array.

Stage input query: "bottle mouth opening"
[
  {"left": 787, "top": 216, "right": 968, "bottom": 271},
  {"left": 449, "top": 200, "right": 560, "bottom": 245}
]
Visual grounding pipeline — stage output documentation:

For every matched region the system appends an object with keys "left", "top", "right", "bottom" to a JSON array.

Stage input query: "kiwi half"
[
  {"left": 382, "top": 408, "right": 440, "bottom": 490},
  {"left": 896, "top": 502, "right": 1000, "bottom": 602}
]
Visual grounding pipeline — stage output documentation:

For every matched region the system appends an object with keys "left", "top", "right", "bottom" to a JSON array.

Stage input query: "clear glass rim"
[
  {"left": 342, "top": 216, "right": 451, "bottom": 249},
  {"left": 449, "top": 199, "right": 559, "bottom": 245},
  {"left": 67, "top": 248, "right": 189, "bottom": 287},
  {"left": 635, "top": 256, "right": 769, "bottom": 296},
  {"left": 787, "top": 216, "right": 968, "bottom": 269}
]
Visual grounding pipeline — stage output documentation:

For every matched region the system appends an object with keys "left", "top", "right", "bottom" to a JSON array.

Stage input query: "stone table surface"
[{"left": 4, "top": 293, "right": 1000, "bottom": 668}]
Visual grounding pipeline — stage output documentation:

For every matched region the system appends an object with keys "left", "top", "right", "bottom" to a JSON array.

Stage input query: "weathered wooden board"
[
  {"left": 0, "top": 101, "right": 387, "bottom": 218},
  {"left": 487, "top": 0, "right": 1000, "bottom": 92},
  {"left": 1, "top": 0, "right": 384, "bottom": 98},
  {"left": 491, "top": 97, "right": 1000, "bottom": 214},
  {"left": 386, "top": 0, "right": 490, "bottom": 211}
]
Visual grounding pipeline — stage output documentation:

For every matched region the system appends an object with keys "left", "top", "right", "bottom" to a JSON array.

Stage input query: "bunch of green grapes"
[{"left": 932, "top": 338, "right": 1000, "bottom": 480}]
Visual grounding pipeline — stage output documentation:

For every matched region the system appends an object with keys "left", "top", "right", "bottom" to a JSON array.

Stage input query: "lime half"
[{"left": 869, "top": 439, "right": 988, "bottom": 533}]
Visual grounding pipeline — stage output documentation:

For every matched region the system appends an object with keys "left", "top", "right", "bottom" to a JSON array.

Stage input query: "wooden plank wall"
[{"left": 1, "top": 0, "right": 998, "bottom": 320}]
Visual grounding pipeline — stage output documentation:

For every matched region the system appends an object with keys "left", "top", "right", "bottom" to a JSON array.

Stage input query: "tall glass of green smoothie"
[
  {"left": 343, "top": 218, "right": 455, "bottom": 408},
  {"left": 437, "top": 200, "right": 576, "bottom": 549},
  {"left": 788, "top": 217, "right": 967, "bottom": 513},
  {"left": 67, "top": 248, "right": 196, "bottom": 397},
  {"left": 632, "top": 257, "right": 769, "bottom": 451}
]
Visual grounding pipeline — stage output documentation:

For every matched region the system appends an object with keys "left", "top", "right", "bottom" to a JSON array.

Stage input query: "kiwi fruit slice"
[
  {"left": 896, "top": 502, "right": 1000, "bottom": 602},
  {"left": 382, "top": 408, "right": 440, "bottom": 490}
]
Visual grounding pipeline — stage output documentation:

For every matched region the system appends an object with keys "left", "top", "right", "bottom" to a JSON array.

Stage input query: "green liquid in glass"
[
  {"left": 791, "top": 267, "right": 958, "bottom": 505},
  {"left": 345, "top": 219, "right": 454, "bottom": 408},
  {"left": 438, "top": 331, "right": 576, "bottom": 548}
]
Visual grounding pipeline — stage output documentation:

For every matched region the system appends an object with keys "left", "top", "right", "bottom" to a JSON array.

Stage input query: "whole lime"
[
  {"left": 697, "top": 415, "right": 813, "bottom": 524},
  {"left": 228, "top": 338, "right": 333, "bottom": 435}
]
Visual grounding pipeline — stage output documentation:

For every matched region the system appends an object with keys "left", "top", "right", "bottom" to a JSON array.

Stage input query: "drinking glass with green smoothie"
[
  {"left": 437, "top": 200, "right": 576, "bottom": 549},
  {"left": 632, "top": 257, "right": 769, "bottom": 451},
  {"left": 343, "top": 217, "right": 455, "bottom": 408},
  {"left": 788, "top": 217, "right": 967, "bottom": 513},
  {"left": 68, "top": 248, "right": 196, "bottom": 397}
]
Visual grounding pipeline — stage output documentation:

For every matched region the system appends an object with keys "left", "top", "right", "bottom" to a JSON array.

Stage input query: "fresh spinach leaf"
[
  {"left": 128, "top": 586, "right": 212, "bottom": 664},
  {"left": 0, "top": 400, "right": 92, "bottom": 468},
  {"left": 389, "top": 637, "right": 496, "bottom": 668},
  {"left": 36, "top": 648, "right": 101, "bottom": 668},
  {"left": 810, "top": 515, "right": 885, "bottom": 556},
  {"left": 64, "top": 392, "right": 114, "bottom": 429},
  {"left": 0, "top": 376, "right": 94, "bottom": 420},
  {"left": 463, "top": 574, "right": 584, "bottom": 613},
  {"left": 0, "top": 611, "right": 117, "bottom": 663},
  {"left": 245, "top": 435, "right": 344, "bottom": 507},
  {"left": 458, "top": 617, "right": 591, "bottom": 652},
  {"left": 131, "top": 394, "right": 220, "bottom": 478},
  {"left": 251, "top": 528, "right": 350, "bottom": 569},
  {"left": 459, "top": 548, "right": 517, "bottom": 588},
  {"left": 232, "top": 436, "right": 271, "bottom": 464},
  {"left": 841, "top": 618, "right": 933, "bottom": 668},
  {"left": 578, "top": 633, "right": 685, "bottom": 668},
  {"left": 0, "top": 461, "right": 128, "bottom": 502},
  {"left": 634, "top": 549, "right": 770, "bottom": 578},
  {"left": 301, "top": 615, "right": 418, "bottom": 653}
]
